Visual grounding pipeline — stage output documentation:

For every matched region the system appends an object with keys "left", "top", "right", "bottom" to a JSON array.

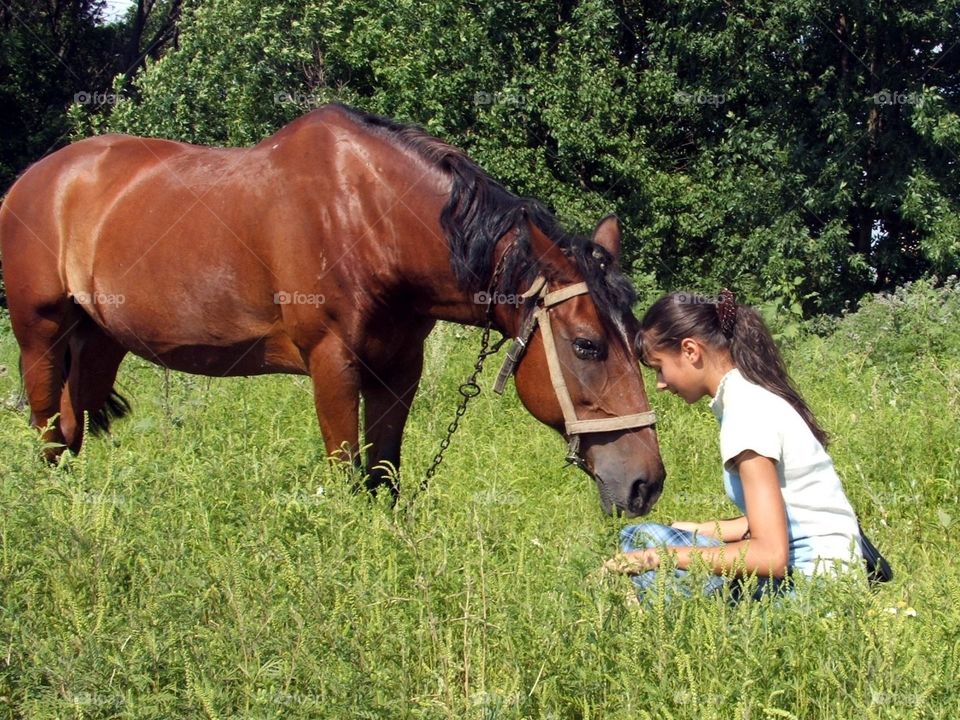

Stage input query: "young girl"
[{"left": 606, "top": 289, "right": 867, "bottom": 600}]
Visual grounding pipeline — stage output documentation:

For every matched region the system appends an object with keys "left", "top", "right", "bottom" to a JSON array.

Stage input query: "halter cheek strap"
[
  {"left": 492, "top": 277, "right": 544, "bottom": 395},
  {"left": 492, "top": 275, "right": 657, "bottom": 463}
]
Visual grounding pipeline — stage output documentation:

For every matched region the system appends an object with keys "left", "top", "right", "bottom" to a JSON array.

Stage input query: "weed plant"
[{"left": 1, "top": 282, "right": 958, "bottom": 718}]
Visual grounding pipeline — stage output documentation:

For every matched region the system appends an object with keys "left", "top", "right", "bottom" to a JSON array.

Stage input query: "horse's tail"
[{"left": 89, "top": 390, "right": 132, "bottom": 436}]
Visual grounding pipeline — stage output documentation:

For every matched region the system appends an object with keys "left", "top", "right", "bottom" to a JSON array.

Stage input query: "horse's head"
[{"left": 495, "top": 213, "right": 665, "bottom": 516}]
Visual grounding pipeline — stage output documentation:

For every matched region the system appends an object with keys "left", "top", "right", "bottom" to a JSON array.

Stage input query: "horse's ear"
[
  {"left": 524, "top": 207, "right": 564, "bottom": 266},
  {"left": 591, "top": 214, "right": 622, "bottom": 267}
]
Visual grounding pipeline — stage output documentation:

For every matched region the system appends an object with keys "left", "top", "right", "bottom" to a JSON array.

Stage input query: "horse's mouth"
[{"left": 592, "top": 471, "right": 662, "bottom": 517}]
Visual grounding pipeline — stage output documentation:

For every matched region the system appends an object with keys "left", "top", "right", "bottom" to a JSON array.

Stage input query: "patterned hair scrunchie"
[{"left": 716, "top": 288, "right": 737, "bottom": 337}]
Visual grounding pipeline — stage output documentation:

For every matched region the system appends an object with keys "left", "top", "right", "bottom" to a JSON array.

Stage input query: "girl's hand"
[
  {"left": 603, "top": 549, "right": 660, "bottom": 575},
  {"left": 670, "top": 521, "right": 701, "bottom": 533}
]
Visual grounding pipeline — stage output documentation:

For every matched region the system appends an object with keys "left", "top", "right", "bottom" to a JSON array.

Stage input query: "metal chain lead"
[
  {"left": 420, "top": 243, "right": 515, "bottom": 489},
  {"left": 421, "top": 324, "right": 507, "bottom": 487}
]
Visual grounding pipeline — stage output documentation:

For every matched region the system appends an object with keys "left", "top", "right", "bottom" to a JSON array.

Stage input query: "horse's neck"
[
  {"left": 413, "top": 244, "right": 522, "bottom": 336},
  {"left": 417, "top": 279, "right": 503, "bottom": 330}
]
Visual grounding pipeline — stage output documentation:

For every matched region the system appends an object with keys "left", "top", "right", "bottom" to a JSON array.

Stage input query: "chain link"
[
  {"left": 419, "top": 243, "right": 516, "bottom": 490},
  {"left": 421, "top": 323, "right": 507, "bottom": 488}
]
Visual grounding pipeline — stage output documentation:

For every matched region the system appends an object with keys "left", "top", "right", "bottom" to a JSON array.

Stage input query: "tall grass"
[{"left": 1, "top": 281, "right": 958, "bottom": 718}]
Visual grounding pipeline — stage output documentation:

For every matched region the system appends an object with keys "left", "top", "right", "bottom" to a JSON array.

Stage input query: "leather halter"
[{"left": 492, "top": 275, "right": 657, "bottom": 467}]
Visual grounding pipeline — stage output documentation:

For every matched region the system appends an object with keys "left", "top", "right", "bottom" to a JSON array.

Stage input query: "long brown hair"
[{"left": 637, "top": 291, "right": 829, "bottom": 446}]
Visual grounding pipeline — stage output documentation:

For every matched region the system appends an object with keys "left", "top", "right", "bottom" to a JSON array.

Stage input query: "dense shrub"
[{"left": 827, "top": 276, "right": 960, "bottom": 368}]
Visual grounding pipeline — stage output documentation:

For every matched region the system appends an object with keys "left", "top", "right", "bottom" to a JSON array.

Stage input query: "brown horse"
[{"left": 0, "top": 104, "right": 664, "bottom": 515}]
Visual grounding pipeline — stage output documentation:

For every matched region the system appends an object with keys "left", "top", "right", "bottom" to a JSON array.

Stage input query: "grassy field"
[{"left": 1, "top": 281, "right": 959, "bottom": 719}]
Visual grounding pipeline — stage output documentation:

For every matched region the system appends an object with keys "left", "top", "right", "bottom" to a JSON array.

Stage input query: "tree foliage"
[
  {"left": 0, "top": 0, "right": 186, "bottom": 193},
  {"left": 1, "top": 0, "right": 110, "bottom": 190},
  {"left": 33, "top": 1, "right": 960, "bottom": 311}
]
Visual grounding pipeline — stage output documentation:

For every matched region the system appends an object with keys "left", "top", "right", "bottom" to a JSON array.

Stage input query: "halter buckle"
[{"left": 564, "top": 435, "right": 586, "bottom": 469}]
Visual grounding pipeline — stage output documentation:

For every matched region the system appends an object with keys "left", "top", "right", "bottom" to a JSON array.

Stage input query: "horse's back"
[
  {"left": 0, "top": 108, "right": 448, "bottom": 373},
  {"left": 1, "top": 133, "right": 285, "bottom": 359},
  {"left": 1, "top": 133, "right": 198, "bottom": 255}
]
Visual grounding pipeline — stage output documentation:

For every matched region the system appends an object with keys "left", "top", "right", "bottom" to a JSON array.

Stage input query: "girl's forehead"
[{"left": 643, "top": 346, "right": 671, "bottom": 365}]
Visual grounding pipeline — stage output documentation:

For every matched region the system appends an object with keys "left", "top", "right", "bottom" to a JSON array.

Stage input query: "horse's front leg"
[
  {"left": 303, "top": 337, "right": 362, "bottom": 471},
  {"left": 360, "top": 334, "right": 429, "bottom": 495}
]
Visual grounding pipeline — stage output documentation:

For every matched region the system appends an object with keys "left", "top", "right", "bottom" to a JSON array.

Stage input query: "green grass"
[{"left": 1, "top": 287, "right": 959, "bottom": 719}]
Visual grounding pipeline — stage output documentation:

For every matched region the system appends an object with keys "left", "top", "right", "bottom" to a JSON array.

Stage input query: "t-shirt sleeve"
[{"left": 719, "top": 405, "right": 783, "bottom": 470}]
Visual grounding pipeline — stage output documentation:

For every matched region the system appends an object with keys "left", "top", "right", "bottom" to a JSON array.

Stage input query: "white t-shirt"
[{"left": 709, "top": 369, "right": 863, "bottom": 576}]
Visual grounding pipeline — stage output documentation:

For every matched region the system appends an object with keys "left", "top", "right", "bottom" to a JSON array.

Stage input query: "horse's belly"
[
  {"left": 73, "top": 254, "right": 302, "bottom": 375},
  {"left": 83, "top": 294, "right": 305, "bottom": 375},
  {"left": 125, "top": 334, "right": 307, "bottom": 377}
]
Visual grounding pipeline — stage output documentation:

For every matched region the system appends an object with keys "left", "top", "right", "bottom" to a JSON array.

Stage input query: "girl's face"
[{"left": 643, "top": 339, "right": 711, "bottom": 404}]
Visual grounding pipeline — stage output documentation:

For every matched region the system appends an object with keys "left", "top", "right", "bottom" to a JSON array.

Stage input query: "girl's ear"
[{"left": 679, "top": 337, "right": 702, "bottom": 362}]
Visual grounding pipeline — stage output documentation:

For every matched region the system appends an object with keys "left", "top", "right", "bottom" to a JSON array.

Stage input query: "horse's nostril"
[{"left": 630, "top": 478, "right": 662, "bottom": 516}]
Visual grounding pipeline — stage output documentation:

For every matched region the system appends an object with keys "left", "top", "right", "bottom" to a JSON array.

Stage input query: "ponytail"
[{"left": 638, "top": 290, "right": 829, "bottom": 446}]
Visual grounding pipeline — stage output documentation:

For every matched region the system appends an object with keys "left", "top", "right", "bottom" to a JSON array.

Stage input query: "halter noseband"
[{"left": 492, "top": 275, "right": 657, "bottom": 468}]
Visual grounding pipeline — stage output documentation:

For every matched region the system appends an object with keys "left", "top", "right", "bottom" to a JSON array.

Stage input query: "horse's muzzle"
[
  {"left": 626, "top": 475, "right": 664, "bottom": 517},
  {"left": 590, "top": 468, "right": 665, "bottom": 517}
]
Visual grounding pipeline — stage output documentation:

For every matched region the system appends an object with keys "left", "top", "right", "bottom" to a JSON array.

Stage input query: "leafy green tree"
[
  {"left": 616, "top": 0, "right": 960, "bottom": 310},
  {"left": 0, "top": 0, "right": 112, "bottom": 191},
  {"left": 0, "top": 0, "right": 188, "bottom": 192},
  {"left": 75, "top": 0, "right": 960, "bottom": 313},
  {"left": 114, "top": 0, "right": 185, "bottom": 85}
]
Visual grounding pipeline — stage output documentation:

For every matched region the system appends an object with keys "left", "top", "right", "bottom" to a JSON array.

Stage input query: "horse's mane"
[{"left": 335, "top": 104, "right": 637, "bottom": 328}]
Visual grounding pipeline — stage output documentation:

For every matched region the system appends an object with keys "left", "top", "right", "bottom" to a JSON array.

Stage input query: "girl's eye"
[{"left": 573, "top": 337, "right": 605, "bottom": 360}]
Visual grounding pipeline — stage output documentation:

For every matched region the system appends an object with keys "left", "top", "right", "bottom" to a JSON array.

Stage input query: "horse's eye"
[{"left": 573, "top": 337, "right": 605, "bottom": 360}]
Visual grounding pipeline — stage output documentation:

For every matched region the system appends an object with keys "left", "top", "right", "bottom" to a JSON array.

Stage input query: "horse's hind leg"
[
  {"left": 15, "top": 302, "right": 73, "bottom": 461},
  {"left": 58, "top": 315, "right": 129, "bottom": 454}
]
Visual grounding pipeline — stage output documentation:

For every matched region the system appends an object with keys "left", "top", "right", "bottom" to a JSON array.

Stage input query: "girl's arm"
[
  {"left": 610, "top": 451, "right": 790, "bottom": 579},
  {"left": 671, "top": 516, "right": 749, "bottom": 542}
]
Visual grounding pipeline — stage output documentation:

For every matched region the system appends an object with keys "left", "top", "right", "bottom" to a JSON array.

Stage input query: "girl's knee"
[{"left": 619, "top": 522, "right": 672, "bottom": 551}]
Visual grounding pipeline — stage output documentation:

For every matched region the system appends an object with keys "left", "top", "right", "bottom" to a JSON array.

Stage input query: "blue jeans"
[{"left": 619, "top": 522, "right": 789, "bottom": 602}]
